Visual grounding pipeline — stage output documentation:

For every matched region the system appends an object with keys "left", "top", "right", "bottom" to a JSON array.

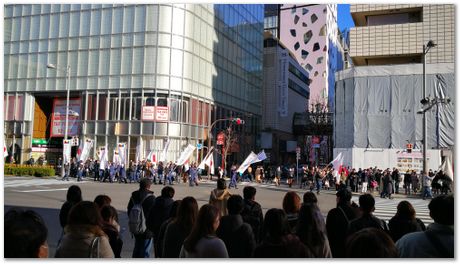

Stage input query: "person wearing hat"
[{"left": 325, "top": 189, "right": 360, "bottom": 257}]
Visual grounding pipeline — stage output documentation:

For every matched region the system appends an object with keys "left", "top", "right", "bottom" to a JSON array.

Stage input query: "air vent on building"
[
  {"left": 311, "top": 14, "right": 318, "bottom": 24},
  {"left": 303, "top": 8, "right": 308, "bottom": 15},
  {"left": 313, "top": 42, "right": 320, "bottom": 51},
  {"left": 294, "top": 42, "right": 300, "bottom": 51},
  {"left": 290, "top": 29, "right": 296, "bottom": 37},
  {"left": 301, "top": 50, "right": 309, "bottom": 59},
  {"left": 294, "top": 15, "right": 300, "bottom": 24},
  {"left": 304, "top": 30, "right": 312, "bottom": 45}
]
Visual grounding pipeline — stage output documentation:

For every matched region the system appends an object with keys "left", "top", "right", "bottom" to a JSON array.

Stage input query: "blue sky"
[{"left": 337, "top": 4, "right": 354, "bottom": 32}]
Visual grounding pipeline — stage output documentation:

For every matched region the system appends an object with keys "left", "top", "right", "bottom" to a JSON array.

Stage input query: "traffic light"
[
  {"left": 406, "top": 143, "right": 412, "bottom": 153},
  {"left": 232, "top": 118, "right": 245, "bottom": 125}
]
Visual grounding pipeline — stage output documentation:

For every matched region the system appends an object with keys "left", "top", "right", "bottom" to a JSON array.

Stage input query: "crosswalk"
[
  {"left": 351, "top": 196, "right": 433, "bottom": 225},
  {"left": 216, "top": 181, "right": 434, "bottom": 225},
  {"left": 4, "top": 177, "right": 88, "bottom": 189}
]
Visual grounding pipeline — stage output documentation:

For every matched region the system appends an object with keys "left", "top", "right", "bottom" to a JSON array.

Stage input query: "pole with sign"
[
  {"left": 296, "top": 147, "right": 301, "bottom": 185},
  {"left": 63, "top": 139, "right": 71, "bottom": 178}
]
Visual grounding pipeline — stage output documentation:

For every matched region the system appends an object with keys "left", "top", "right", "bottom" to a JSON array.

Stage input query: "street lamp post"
[
  {"left": 421, "top": 41, "right": 436, "bottom": 177},
  {"left": 47, "top": 63, "right": 71, "bottom": 178}
]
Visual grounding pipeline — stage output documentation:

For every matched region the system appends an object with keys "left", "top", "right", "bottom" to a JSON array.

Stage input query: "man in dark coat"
[
  {"left": 146, "top": 186, "right": 175, "bottom": 258},
  {"left": 217, "top": 195, "right": 256, "bottom": 258},
  {"left": 241, "top": 186, "right": 264, "bottom": 243},
  {"left": 127, "top": 178, "right": 156, "bottom": 258},
  {"left": 326, "top": 188, "right": 359, "bottom": 258},
  {"left": 348, "top": 193, "right": 389, "bottom": 236}
]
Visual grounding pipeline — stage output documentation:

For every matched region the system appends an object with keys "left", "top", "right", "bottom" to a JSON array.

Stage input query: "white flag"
[
  {"left": 79, "top": 139, "right": 94, "bottom": 162},
  {"left": 329, "top": 152, "right": 343, "bottom": 179},
  {"left": 4, "top": 139, "right": 8, "bottom": 158},
  {"left": 439, "top": 155, "right": 454, "bottom": 181},
  {"left": 99, "top": 146, "right": 108, "bottom": 170},
  {"left": 136, "top": 140, "right": 144, "bottom": 162},
  {"left": 198, "top": 147, "right": 215, "bottom": 174},
  {"left": 160, "top": 139, "right": 171, "bottom": 162},
  {"left": 117, "top": 143, "right": 127, "bottom": 165},
  {"left": 176, "top": 144, "right": 196, "bottom": 166},
  {"left": 237, "top": 152, "right": 259, "bottom": 174},
  {"left": 146, "top": 149, "right": 157, "bottom": 163},
  {"left": 63, "top": 140, "right": 72, "bottom": 164}
]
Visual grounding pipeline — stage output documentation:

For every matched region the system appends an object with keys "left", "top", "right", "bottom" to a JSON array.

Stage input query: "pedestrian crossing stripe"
[{"left": 4, "top": 178, "right": 88, "bottom": 188}]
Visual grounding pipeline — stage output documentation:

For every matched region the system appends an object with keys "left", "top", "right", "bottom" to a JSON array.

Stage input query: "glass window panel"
[
  {"left": 69, "top": 38, "right": 79, "bottom": 50},
  {"left": 79, "top": 37, "right": 89, "bottom": 50},
  {"left": 58, "top": 38, "right": 68, "bottom": 50},
  {"left": 111, "top": 35, "right": 122, "bottom": 48},
  {"left": 159, "top": 5, "right": 172, "bottom": 33},
  {"left": 156, "top": 48, "right": 170, "bottom": 75},
  {"left": 13, "top": 5, "right": 23, "bottom": 16},
  {"left": 98, "top": 50, "right": 110, "bottom": 75},
  {"left": 88, "top": 50, "right": 99, "bottom": 75},
  {"left": 132, "top": 76, "right": 143, "bottom": 88},
  {"left": 80, "top": 11, "right": 91, "bottom": 36},
  {"left": 98, "top": 94, "right": 107, "bottom": 120},
  {"left": 123, "top": 6, "right": 135, "bottom": 33},
  {"left": 171, "top": 35, "right": 183, "bottom": 49},
  {"left": 132, "top": 48, "right": 144, "bottom": 74},
  {"left": 110, "top": 49, "right": 121, "bottom": 75},
  {"left": 170, "top": 49, "right": 183, "bottom": 77},
  {"left": 134, "top": 5, "right": 146, "bottom": 32},
  {"left": 78, "top": 51, "right": 88, "bottom": 76},
  {"left": 122, "top": 34, "right": 133, "bottom": 47},
  {"left": 109, "top": 76, "right": 120, "bottom": 89},
  {"left": 90, "top": 9, "right": 101, "bottom": 35},
  {"left": 89, "top": 36, "right": 100, "bottom": 49},
  {"left": 100, "top": 35, "right": 111, "bottom": 49},
  {"left": 30, "top": 16, "right": 40, "bottom": 40},
  {"left": 59, "top": 12, "right": 69, "bottom": 37},
  {"left": 5, "top": 5, "right": 14, "bottom": 17},
  {"left": 101, "top": 8, "right": 112, "bottom": 34},
  {"left": 19, "top": 42, "right": 29, "bottom": 53},
  {"left": 133, "top": 33, "right": 145, "bottom": 46},
  {"left": 120, "top": 76, "right": 131, "bottom": 89},
  {"left": 112, "top": 7, "right": 124, "bottom": 34},
  {"left": 158, "top": 33, "right": 171, "bottom": 46},
  {"left": 169, "top": 99, "right": 179, "bottom": 121},
  {"left": 20, "top": 16, "right": 30, "bottom": 40},
  {"left": 172, "top": 7, "right": 184, "bottom": 35},
  {"left": 27, "top": 54, "right": 38, "bottom": 78},
  {"left": 144, "top": 47, "right": 156, "bottom": 74},
  {"left": 146, "top": 5, "right": 158, "bottom": 31},
  {"left": 133, "top": 97, "right": 142, "bottom": 120},
  {"left": 121, "top": 48, "right": 133, "bottom": 75},
  {"left": 69, "top": 11, "right": 80, "bottom": 37},
  {"left": 61, "top": 4, "right": 70, "bottom": 12}
]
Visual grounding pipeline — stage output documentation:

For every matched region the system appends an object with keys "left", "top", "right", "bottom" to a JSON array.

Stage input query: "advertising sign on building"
[
  {"left": 50, "top": 98, "right": 81, "bottom": 137},
  {"left": 396, "top": 151, "right": 430, "bottom": 172},
  {"left": 142, "top": 106, "right": 155, "bottom": 121},
  {"left": 278, "top": 50, "right": 289, "bottom": 117},
  {"left": 156, "top": 106, "right": 169, "bottom": 122}
]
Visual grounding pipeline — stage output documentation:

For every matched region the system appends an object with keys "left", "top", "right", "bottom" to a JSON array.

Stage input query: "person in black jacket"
[
  {"left": 348, "top": 194, "right": 389, "bottom": 236},
  {"left": 388, "top": 200, "right": 426, "bottom": 242},
  {"left": 217, "top": 195, "right": 256, "bottom": 257},
  {"left": 326, "top": 188, "right": 359, "bottom": 258},
  {"left": 146, "top": 186, "right": 175, "bottom": 257},
  {"left": 241, "top": 186, "right": 264, "bottom": 243},
  {"left": 127, "top": 178, "right": 156, "bottom": 258}
]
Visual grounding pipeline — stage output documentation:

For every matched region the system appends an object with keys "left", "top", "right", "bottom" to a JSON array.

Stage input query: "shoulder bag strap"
[
  {"left": 89, "top": 236, "right": 100, "bottom": 258},
  {"left": 425, "top": 230, "right": 452, "bottom": 258}
]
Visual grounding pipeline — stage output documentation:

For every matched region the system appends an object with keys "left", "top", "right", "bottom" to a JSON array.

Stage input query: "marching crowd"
[
  {"left": 58, "top": 157, "right": 453, "bottom": 201},
  {"left": 5, "top": 177, "right": 454, "bottom": 258}
]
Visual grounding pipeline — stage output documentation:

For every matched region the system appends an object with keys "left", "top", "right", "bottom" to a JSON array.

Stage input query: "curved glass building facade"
[{"left": 4, "top": 4, "right": 263, "bottom": 164}]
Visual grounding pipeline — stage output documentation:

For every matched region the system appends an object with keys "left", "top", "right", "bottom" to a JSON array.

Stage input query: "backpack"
[{"left": 128, "top": 193, "right": 153, "bottom": 235}]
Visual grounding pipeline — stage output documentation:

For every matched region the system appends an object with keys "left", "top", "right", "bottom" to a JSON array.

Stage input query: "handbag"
[{"left": 89, "top": 236, "right": 100, "bottom": 258}]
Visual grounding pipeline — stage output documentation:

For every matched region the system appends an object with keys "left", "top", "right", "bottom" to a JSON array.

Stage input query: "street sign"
[{"left": 32, "top": 139, "right": 47, "bottom": 145}]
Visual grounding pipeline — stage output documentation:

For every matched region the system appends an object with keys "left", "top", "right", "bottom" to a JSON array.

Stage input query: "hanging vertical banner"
[
  {"left": 136, "top": 139, "right": 144, "bottom": 161},
  {"left": 160, "top": 138, "right": 171, "bottom": 162},
  {"left": 79, "top": 139, "right": 94, "bottom": 162},
  {"left": 117, "top": 143, "right": 127, "bottom": 165},
  {"left": 113, "top": 150, "right": 120, "bottom": 164},
  {"left": 198, "top": 146, "right": 215, "bottom": 170},
  {"left": 278, "top": 50, "right": 288, "bottom": 117},
  {"left": 63, "top": 140, "right": 71, "bottom": 164},
  {"left": 176, "top": 144, "right": 196, "bottom": 166},
  {"left": 99, "top": 146, "right": 108, "bottom": 170},
  {"left": 50, "top": 98, "right": 81, "bottom": 137}
]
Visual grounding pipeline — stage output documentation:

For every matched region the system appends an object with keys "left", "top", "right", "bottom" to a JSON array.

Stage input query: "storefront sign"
[
  {"left": 156, "top": 106, "right": 169, "bottom": 122},
  {"left": 142, "top": 106, "right": 155, "bottom": 121}
]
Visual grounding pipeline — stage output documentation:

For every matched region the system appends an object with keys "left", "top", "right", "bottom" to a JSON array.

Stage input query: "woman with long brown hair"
[
  {"left": 55, "top": 201, "right": 114, "bottom": 258},
  {"left": 180, "top": 204, "right": 228, "bottom": 258},
  {"left": 389, "top": 200, "right": 426, "bottom": 242}
]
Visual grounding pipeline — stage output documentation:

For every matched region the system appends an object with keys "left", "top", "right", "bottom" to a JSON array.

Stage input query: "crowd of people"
[
  {"left": 57, "top": 157, "right": 453, "bottom": 201},
  {"left": 5, "top": 178, "right": 454, "bottom": 258}
]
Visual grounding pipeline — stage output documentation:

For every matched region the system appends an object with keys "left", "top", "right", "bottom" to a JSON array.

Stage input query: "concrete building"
[
  {"left": 262, "top": 33, "right": 310, "bottom": 164},
  {"left": 334, "top": 4, "right": 454, "bottom": 171},
  {"left": 4, "top": 4, "right": 264, "bottom": 165}
]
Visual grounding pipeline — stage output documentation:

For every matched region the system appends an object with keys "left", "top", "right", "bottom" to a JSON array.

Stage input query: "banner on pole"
[
  {"left": 176, "top": 144, "right": 196, "bottom": 166},
  {"left": 63, "top": 140, "right": 71, "bottom": 164},
  {"left": 79, "top": 139, "right": 94, "bottom": 161}
]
